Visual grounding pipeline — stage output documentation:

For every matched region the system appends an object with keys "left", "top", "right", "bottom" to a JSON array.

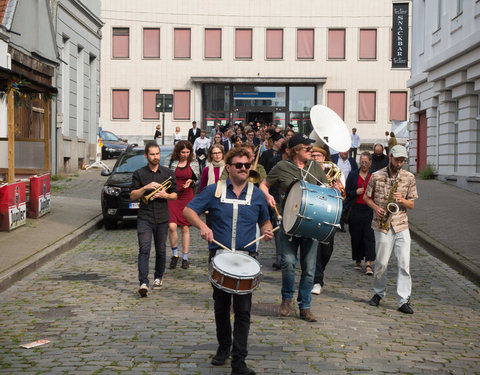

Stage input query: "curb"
[
  {"left": 410, "top": 224, "right": 480, "bottom": 287},
  {"left": 0, "top": 215, "right": 104, "bottom": 293}
]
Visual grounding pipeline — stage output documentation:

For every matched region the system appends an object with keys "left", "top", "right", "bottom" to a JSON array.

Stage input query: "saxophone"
[{"left": 379, "top": 179, "right": 400, "bottom": 231}]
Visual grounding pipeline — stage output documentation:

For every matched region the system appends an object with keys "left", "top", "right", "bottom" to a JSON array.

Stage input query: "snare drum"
[
  {"left": 282, "top": 180, "right": 343, "bottom": 243},
  {"left": 209, "top": 252, "right": 262, "bottom": 294}
]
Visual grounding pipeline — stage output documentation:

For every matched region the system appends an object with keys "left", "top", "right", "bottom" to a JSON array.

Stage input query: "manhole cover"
[{"left": 251, "top": 303, "right": 279, "bottom": 316}]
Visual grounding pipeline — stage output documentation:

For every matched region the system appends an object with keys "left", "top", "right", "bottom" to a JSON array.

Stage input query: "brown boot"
[
  {"left": 279, "top": 299, "right": 294, "bottom": 316},
  {"left": 299, "top": 308, "right": 317, "bottom": 322}
]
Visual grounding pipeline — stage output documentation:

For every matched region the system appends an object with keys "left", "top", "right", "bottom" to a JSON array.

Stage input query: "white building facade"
[
  {"left": 100, "top": 0, "right": 412, "bottom": 146},
  {"left": 53, "top": 0, "right": 102, "bottom": 173},
  {"left": 408, "top": 0, "right": 480, "bottom": 193}
]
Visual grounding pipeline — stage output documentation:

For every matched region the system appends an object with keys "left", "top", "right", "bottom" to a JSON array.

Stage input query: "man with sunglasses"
[
  {"left": 259, "top": 133, "right": 330, "bottom": 322},
  {"left": 184, "top": 147, "right": 273, "bottom": 375},
  {"left": 363, "top": 145, "right": 418, "bottom": 314}
]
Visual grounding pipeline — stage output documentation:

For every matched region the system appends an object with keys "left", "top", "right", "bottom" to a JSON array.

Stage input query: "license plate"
[{"left": 129, "top": 202, "right": 140, "bottom": 209}]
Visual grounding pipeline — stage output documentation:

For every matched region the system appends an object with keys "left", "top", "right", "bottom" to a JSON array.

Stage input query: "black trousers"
[
  {"left": 314, "top": 238, "right": 334, "bottom": 286},
  {"left": 213, "top": 286, "right": 252, "bottom": 368},
  {"left": 348, "top": 204, "right": 376, "bottom": 262},
  {"left": 349, "top": 147, "right": 358, "bottom": 160}
]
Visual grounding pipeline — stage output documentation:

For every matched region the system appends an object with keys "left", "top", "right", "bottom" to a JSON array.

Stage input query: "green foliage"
[{"left": 419, "top": 164, "right": 435, "bottom": 180}]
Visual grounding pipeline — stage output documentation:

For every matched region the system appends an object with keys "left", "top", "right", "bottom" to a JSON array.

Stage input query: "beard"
[{"left": 389, "top": 161, "right": 401, "bottom": 173}]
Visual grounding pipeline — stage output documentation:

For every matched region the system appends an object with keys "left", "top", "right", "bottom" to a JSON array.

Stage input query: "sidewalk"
[
  {"left": 1, "top": 164, "right": 479, "bottom": 292},
  {"left": 407, "top": 178, "right": 480, "bottom": 285},
  {"left": 0, "top": 160, "right": 115, "bottom": 292}
]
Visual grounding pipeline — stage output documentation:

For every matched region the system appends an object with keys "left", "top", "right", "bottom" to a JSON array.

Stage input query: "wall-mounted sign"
[{"left": 392, "top": 3, "right": 409, "bottom": 69}]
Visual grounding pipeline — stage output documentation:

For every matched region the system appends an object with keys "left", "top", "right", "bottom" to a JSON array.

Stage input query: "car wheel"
[
  {"left": 102, "top": 151, "right": 108, "bottom": 160},
  {"left": 104, "top": 219, "right": 118, "bottom": 230}
]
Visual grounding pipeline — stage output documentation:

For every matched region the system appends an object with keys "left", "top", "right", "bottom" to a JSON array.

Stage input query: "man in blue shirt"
[{"left": 184, "top": 147, "right": 273, "bottom": 375}]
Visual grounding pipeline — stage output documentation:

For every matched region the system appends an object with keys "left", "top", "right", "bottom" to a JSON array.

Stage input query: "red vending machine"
[
  {"left": 28, "top": 174, "right": 51, "bottom": 218},
  {"left": 0, "top": 181, "right": 27, "bottom": 231}
]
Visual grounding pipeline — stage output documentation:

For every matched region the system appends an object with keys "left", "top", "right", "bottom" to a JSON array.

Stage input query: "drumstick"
[
  {"left": 273, "top": 204, "right": 282, "bottom": 220},
  {"left": 244, "top": 226, "right": 280, "bottom": 248},
  {"left": 211, "top": 238, "right": 233, "bottom": 252}
]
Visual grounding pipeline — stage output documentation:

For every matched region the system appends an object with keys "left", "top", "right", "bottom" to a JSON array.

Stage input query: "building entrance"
[{"left": 247, "top": 112, "right": 273, "bottom": 126}]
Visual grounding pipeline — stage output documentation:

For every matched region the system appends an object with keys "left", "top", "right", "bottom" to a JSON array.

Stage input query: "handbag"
[{"left": 343, "top": 172, "right": 370, "bottom": 224}]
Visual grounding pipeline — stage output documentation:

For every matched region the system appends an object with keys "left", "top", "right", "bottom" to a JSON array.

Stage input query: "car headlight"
[{"left": 104, "top": 186, "right": 121, "bottom": 197}]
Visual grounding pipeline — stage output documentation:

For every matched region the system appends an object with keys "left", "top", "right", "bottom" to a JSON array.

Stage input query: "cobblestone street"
[{"left": 1, "top": 225, "right": 479, "bottom": 374}]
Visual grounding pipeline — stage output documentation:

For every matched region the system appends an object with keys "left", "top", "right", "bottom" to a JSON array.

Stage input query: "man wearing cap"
[
  {"left": 259, "top": 133, "right": 330, "bottom": 322},
  {"left": 363, "top": 145, "right": 418, "bottom": 314}
]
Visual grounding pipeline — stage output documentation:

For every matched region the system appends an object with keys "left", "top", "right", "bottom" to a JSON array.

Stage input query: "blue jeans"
[
  {"left": 137, "top": 218, "right": 168, "bottom": 286},
  {"left": 373, "top": 228, "right": 412, "bottom": 307},
  {"left": 279, "top": 231, "right": 317, "bottom": 309}
]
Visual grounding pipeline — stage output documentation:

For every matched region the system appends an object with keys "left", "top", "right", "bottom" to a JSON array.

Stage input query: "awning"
[
  {"left": 191, "top": 76, "right": 327, "bottom": 84},
  {"left": 0, "top": 66, "right": 58, "bottom": 93}
]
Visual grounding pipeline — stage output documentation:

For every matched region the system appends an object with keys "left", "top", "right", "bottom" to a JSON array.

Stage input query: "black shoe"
[
  {"left": 398, "top": 302, "right": 414, "bottom": 314},
  {"left": 271, "top": 262, "right": 281, "bottom": 270},
  {"left": 338, "top": 227, "right": 346, "bottom": 232},
  {"left": 211, "top": 347, "right": 231, "bottom": 366},
  {"left": 181, "top": 259, "right": 189, "bottom": 269},
  {"left": 231, "top": 366, "right": 256, "bottom": 375},
  {"left": 169, "top": 256, "right": 179, "bottom": 269},
  {"left": 369, "top": 294, "right": 382, "bottom": 306}
]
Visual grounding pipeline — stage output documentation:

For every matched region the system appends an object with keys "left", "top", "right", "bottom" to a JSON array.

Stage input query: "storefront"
[{"left": 192, "top": 77, "right": 325, "bottom": 135}]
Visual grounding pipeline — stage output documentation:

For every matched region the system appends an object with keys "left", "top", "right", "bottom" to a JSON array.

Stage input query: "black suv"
[{"left": 101, "top": 145, "right": 146, "bottom": 229}]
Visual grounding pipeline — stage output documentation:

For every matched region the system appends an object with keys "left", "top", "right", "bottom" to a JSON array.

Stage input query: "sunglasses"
[
  {"left": 231, "top": 162, "right": 252, "bottom": 169},
  {"left": 302, "top": 146, "right": 313, "bottom": 152}
]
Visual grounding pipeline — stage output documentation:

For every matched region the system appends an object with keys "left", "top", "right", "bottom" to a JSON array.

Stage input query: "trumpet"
[{"left": 141, "top": 177, "right": 173, "bottom": 204}]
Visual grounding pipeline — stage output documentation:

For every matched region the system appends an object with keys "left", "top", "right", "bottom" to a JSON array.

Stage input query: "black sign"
[
  {"left": 392, "top": 3, "right": 409, "bottom": 68},
  {"left": 155, "top": 94, "right": 173, "bottom": 113}
]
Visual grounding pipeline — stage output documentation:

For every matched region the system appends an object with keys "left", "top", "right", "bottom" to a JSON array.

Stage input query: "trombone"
[
  {"left": 247, "top": 145, "right": 262, "bottom": 184},
  {"left": 141, "top": 176, "right": 173, "bottom": 204}
]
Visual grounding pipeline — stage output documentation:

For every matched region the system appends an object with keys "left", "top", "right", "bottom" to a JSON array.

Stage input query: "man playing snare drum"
[
  {"left": 184, "top": 147, "right": 273, "bottom": 375},
  {"left": 259, "top": 133, "right": 332, "bottom": 322}
]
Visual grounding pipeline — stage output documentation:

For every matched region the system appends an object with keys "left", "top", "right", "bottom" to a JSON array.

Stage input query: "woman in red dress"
[{"left": 165, "top": 140, "right": 200, "bottom": 270}]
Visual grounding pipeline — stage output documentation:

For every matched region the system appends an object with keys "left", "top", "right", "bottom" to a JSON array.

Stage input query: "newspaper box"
[
  {"left": 0, "top": 181, "right": 27, "bottom": 231},
  {"left": 28, "top": 174, "right": 51, "bottom": 218}
]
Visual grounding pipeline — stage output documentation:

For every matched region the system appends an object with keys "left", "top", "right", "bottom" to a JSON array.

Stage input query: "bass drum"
[{"left": 282, "top": 180, "right": 343, "bottom": 243}]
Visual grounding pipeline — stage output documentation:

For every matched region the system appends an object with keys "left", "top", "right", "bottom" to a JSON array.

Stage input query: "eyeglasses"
[
  {"left": 211, "top": 151, "right": 223, "bottom": 155},
  {"left": 231, "top": 162, "right": 251, "bottom": 169},
  {"left": 360, "top": 161, "right": 370, "bottom": 165}
]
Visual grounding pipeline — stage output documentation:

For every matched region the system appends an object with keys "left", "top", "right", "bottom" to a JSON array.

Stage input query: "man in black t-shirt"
[{"left": 131, "top": 142, "right": 178, "bottom": 297}]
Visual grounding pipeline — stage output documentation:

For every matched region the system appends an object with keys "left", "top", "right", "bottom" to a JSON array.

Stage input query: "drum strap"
[{"left": 220, "top": 182, "right": 254, "bottom": 251}]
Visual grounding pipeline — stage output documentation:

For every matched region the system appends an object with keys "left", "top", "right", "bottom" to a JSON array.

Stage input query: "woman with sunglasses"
[{"left": 259, "top": 133, "right": 330, "bottom": 323}]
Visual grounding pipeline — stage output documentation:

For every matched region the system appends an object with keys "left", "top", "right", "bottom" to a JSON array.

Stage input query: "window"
[
  {"left": 235, "top": 29, "right": 252, "bottom": 59},
  {"left": 359, "top": 29, "right": 377, "bottom": 59},
  {"left": 205, "top": 28, "right": 221, "bottom": 59},
  {"left": 297, "top": 29, "right": 314, "bottom": 59},
  {"left": 112, "top": 89, "right": 129, "bottom": 119},
  {"left": 390, "top": 92, "right": 407, "bottom": 121},
  {"left": 143, "top": 28, "right": 160, "bottom": 58},
  {"left": 358, "top": 91, "right": 376, "bottom": 121},
  {"left": 328, "top": 29, "right": 345, "bottom": 59},
  {"left": 289, "top": 86, "right": 315, "bottom": 111},
  {"left": 266, "top": 29, "right": 283, "bottom": 59},
  {"left": 174, "top": 28, "right": 191, "bottom": 58},
  {"left": 327, "top": 91, "right": 345, "bottom": 120},
  {"left": 143, "top": 90, "right": 160, "bottom": 119},
  {"left": 174, "top": 90, "right": 190, "bottom": 120},
  {"left": 112, "top": 28, "right": 129, "bottom": 58}
]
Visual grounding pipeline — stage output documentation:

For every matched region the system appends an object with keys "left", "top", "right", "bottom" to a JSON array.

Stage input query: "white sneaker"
[
  {"left": 152, "top": 278, "right": 163, "bottom": 290},
  {"left": 138, "top": 283, "right": 148, "bottom": 297},
  {"left": 311, "top": 283, "right": 322, "bottom": 295}
]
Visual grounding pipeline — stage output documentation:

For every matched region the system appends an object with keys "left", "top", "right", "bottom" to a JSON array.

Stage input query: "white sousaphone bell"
[{"left": 309, "top": 104, "right": 352, "bottom": 188}]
